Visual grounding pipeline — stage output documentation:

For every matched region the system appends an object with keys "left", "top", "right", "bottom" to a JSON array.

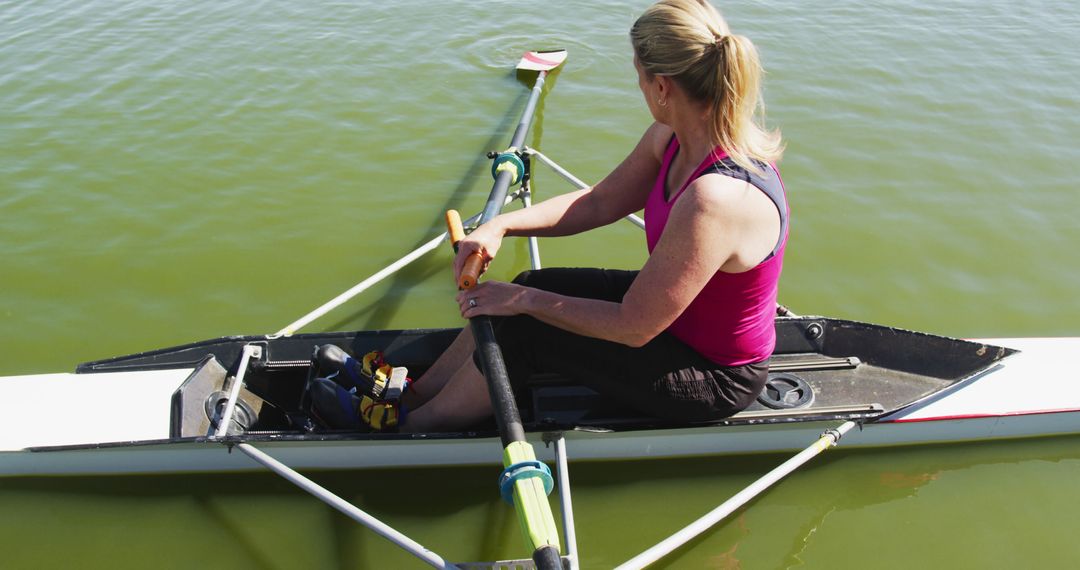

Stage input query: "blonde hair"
[{"left": 631, "top": 0, "right": 783, "bottom": 173}]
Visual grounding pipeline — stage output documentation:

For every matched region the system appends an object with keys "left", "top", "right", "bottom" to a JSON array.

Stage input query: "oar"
[
  {"left": 447, "top": 209, "right": 562, "bottom": 570},
  {"left": 445, "top": 48, "right": 567, "bottom": 570}
]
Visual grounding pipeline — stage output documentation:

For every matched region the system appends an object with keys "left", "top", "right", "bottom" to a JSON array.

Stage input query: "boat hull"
[
  {"left": 3, "top": 321, "right": 1078, "bottom": 477},
  {"left": 5, "top": 408, "right": 1080, "bottom": 477}
]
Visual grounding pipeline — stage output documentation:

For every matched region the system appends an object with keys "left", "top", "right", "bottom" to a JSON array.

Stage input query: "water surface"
[{"left": 2, "top": 1, "right": 1079, "bottom": 567}]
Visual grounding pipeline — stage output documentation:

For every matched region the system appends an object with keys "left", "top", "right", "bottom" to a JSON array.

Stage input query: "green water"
[
  {"left": 2, "top": 0, "right": 1079, "bottom": 567},
  {"left": 3, "top": 438, "right": 1080, "bottom": 568}
]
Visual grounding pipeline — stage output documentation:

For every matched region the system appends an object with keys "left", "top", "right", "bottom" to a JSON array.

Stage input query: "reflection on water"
[{"left": 1, "top": 435, "right": 1079, "bottom": 568}]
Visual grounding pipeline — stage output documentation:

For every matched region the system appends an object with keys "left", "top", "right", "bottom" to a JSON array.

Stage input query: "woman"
[{"left": 343, "top": 0, "right": 787, "bottom": 432}]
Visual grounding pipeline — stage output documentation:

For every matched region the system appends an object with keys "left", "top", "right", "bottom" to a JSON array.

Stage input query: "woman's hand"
[
  {"left": 453, "top": 220, "right": 505, "bottom": 284},
  {"left": 456, "top": 281, "right": 531, "bottom": 319}
]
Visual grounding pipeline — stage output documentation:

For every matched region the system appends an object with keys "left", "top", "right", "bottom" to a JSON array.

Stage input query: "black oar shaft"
[
  {"left": 480, "top": 71, "right": 550, "bottom": 224},
  {"left": 480, "top": 169, "right": 516, "bottom": 238},
  {"left": 473, "top": 68, "right": 551, "bottom": 448},
  {"left": 509, "top": 72, "right": 549, "bottom": 150},
  {"left": 471, "top": 318, "right": 524, "bottom": 446}
]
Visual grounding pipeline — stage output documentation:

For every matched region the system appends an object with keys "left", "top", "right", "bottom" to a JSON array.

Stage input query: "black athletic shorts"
[{"left": 483, "top": 268, "right": 769, "bottom": 422}]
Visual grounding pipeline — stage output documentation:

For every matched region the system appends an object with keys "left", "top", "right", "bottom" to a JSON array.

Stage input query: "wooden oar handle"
[
  {"left": 445, "top": 210, "right": 484, "bottom": 290},
  {"left": 459, "top": 256, "right": 483, "bottom": 290}
]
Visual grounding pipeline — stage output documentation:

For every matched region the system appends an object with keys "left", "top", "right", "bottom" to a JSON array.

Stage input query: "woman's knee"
[{"left": 511, "top": 270, "right": 535, "bottom": 287}]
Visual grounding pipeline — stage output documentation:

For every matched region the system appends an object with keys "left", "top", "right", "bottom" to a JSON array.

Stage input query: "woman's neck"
[
  {"left": 671, "top": 119, "right": 717, "bottom": 170},
  {"left": 665, "top": 93, "right": 716, "bottom": 166}
]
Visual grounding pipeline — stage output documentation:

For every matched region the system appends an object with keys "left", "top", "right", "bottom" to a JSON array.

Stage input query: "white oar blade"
[{"left": 517, "top": 49, "right": 567, "bottom": 72}]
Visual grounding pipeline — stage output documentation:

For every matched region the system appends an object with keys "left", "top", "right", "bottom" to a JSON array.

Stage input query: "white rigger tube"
[
  {"left": 615, "top": 421, "right": 858, "bottom": 570},
  {"left": 553, "top": 435, "right": 580, "bottom": 570},
  {"left": 272, "top": 233, "right": 447, "bottom": 337},
  {"left": 212, "top": 344, "right": 258, "bottom": 439},
  {"left": 520, "top": 186, "right": 543, "bottom": 270},
  {"left": 236, "top": 443, "right": 457, "bottom": 569},
  {"left": 524, "top": 147, "right": 645, "bottom": 230},
  {"left": 278, "top": 148, "right": 656, "bottom": 339},
  {"left": 272, "top": 193, "right": 521, "bottom": 338}
]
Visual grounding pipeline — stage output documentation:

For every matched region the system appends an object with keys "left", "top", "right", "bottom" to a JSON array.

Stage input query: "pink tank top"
[{"left": 644, "top": 137, "right": 788, "bottom": 366}]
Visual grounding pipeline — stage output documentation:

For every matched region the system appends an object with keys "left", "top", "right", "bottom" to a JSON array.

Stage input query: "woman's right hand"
[{"left": 453, "top": 218, "right": 506, "bottom": 286}]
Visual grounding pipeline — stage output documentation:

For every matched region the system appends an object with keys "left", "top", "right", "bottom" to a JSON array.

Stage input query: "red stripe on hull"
[{"left": 886, "top": 407, "right": 1080, "bottom": 423}]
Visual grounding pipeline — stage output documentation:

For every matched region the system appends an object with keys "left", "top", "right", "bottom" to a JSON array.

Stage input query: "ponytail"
[{"left": 710, "top": 34, "right": 783, "bottom": 174}]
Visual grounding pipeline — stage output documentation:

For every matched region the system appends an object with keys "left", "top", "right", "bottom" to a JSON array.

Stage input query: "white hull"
[
  {"left": 4, "top": 410, "right": 1080, "bottom": 477},
  {"left": 3, "top": 336, "right": 1078, "bottom": 477}
]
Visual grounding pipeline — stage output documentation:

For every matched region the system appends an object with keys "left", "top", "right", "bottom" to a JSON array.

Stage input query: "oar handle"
[
  {"left": 445, "top": 210, "right": 484, "bottom": 290},
  {"left": 445, "top": 210, "right": 467, "bottom": 245}
]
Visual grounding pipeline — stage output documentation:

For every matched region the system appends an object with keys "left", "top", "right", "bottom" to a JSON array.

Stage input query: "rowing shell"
[{"left": 2, "top": 317, "right": 1078, "bottom": 477}]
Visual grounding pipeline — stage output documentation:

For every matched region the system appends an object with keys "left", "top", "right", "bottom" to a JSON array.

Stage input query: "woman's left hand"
[{"left": 456, "top": 281, "right": 530, "bottom": 319}]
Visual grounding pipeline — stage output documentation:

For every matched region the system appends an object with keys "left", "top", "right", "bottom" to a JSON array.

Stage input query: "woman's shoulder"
[
  {"left": 641, "top": 122, "right": 675, "bottom": 163},
  {"left": 679, "top": 172, "right": 749, "bottom": 215},
  {"left": 679, "top": 159, "right": 777, "bottom": 222},
  {"left": 678, "top": 165, "right": 782, "bottom": 250}
]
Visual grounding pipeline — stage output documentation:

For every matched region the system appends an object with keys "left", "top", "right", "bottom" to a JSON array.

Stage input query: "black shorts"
[{"left": 485, "top": 268, "right": 769, "bottom": 422}]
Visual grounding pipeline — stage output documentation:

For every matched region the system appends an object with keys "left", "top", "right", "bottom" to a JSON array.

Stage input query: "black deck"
[{"left": 76, "top": 317, "right": 1017, "bottom": 437}]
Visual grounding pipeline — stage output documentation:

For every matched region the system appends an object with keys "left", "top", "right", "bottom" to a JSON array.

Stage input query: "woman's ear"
[{"left": 655, "top": 74, "right": 674, "bottom": 101}]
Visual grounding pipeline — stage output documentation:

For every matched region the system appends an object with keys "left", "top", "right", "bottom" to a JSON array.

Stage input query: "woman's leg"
[
  {"left": 401, "top": 355, "right": 492, "bottom": 432},
  {"left": 402, "top": 268, "right": 639, "bottom": 432},
  {"left": 494, "top": 269, "right": 767, "bottom": 422},
  {"left": 402, "top": 326, "right": 475, "bottom": 409},
  {"left": 399, "top": 267, "right": 763, "bottom": 431}
]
